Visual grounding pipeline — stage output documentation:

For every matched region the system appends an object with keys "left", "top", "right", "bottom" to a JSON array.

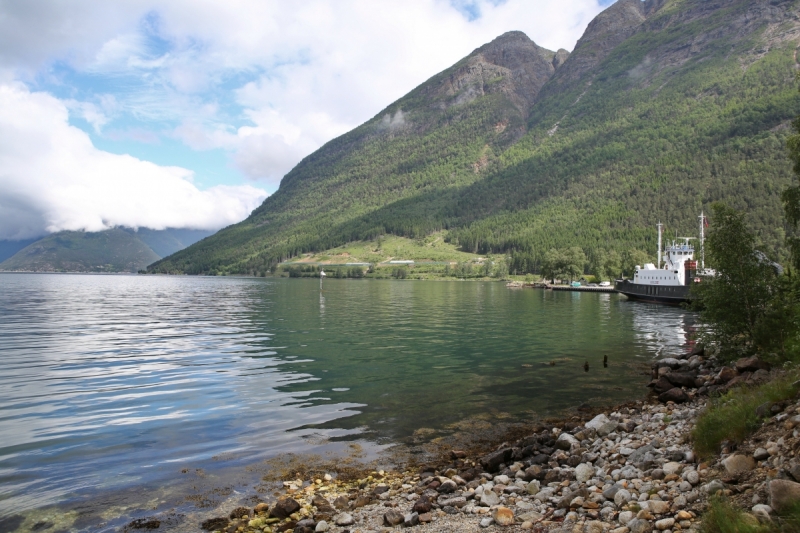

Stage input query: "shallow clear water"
[{"left": 0, "top": 274, "right": 695, "bottom": 528}]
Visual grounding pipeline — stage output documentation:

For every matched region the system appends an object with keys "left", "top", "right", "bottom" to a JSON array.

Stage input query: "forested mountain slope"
[{"left": 150, "top": 0, "right": 800, "bottom": 276}]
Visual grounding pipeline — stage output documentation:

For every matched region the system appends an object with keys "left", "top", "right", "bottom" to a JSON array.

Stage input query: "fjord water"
[{"left": 0, "top": 274, "right": 693, "bottom": 522}]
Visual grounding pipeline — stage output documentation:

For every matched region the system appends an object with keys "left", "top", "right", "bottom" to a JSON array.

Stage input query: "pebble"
[
  {"left": 627, "top": 518, "right": 653, "bottom": 533},
  {"left": 493, "top": 506, "right": 514, "bottom": 526},
  {"left": 662, "top": 462, "right": 682, "bottom": 476},
  {"left": 655, "top": 517, "right": 675, "bottom": 530},
  {"left": 753, "top": 447, "right": 770, "bottom": 461},
  {"left": 614, "top": 489, "right": 632, "bottom": 506},
  {"left": 576, "top": 463, "right": 595, "bottom": 483},
  {"left": 480, "top": 490, "right": 500, "bottom": 507},
  {"left": 752, "top": 504, "right": 772, "bottom": 520},
  {"left": 334, "top": 513, "right": 354, "bottom": 526},
  {"left": 217, "top": 355, "right": 800, "bottom": 533},
  {"left": 706, "top": 480, "right": 724, "bottom": 495}
]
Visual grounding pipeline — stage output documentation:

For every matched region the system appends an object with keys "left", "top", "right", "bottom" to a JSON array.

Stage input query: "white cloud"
[
  {"left": 0, "top": 83, "right": 267, "bottom": 240},
  {"left": 65, "top": 99, "right": 111, "bottom": 133},
  {"left": 0, "top": 1, "right": 607, "bottom": 185},
  {"left": 0, "top": 1, "right": 151, "bottom": 73}
]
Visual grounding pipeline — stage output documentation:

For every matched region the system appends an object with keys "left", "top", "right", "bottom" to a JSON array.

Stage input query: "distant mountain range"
[
  {"left": 0, "top": 228, "right": 213, "bottom": 273},
  {"left": 148, "top": 0, "right": 800, "bottom": 276}
]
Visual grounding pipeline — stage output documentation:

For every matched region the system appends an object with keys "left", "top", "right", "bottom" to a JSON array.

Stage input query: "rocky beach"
[{"left": 148, "top": 348, "right": 800, "bottom": 533}]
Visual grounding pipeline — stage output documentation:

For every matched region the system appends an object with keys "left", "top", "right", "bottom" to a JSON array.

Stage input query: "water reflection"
[{"left": 627, "top": 301, "right": 697, "bottom": 359}]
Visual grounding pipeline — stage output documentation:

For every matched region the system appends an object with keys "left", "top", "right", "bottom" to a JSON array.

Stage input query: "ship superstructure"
[{"left": 615, "top": 214, "right": 708, "bottom": 304}]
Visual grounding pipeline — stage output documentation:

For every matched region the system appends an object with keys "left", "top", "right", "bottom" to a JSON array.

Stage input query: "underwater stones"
[{"left": 200, "top": 517, "right": 229, "bottom": 531}]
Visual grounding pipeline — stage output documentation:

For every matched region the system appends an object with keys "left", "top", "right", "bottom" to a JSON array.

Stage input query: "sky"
[{"left": 0, "top": 0, "right": 615, "bottom": 241}]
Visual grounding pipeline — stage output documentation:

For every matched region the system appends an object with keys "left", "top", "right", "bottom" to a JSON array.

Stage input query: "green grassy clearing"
[{"left": 281, "top": 232, "right": 483, "bottom": 265}]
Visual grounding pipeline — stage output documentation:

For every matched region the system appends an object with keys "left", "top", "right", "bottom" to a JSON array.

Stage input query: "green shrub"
[
  {"left": 701, "top": 497, "right": 766, "bottom": 533},
  {"left": 692, "top": 372, "right": 799, "bottom": 459}
]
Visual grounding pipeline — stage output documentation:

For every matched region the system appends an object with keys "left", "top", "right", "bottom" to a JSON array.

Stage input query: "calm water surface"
[{"left": 0, "top": 274, "right": 695, "bottom": 530}]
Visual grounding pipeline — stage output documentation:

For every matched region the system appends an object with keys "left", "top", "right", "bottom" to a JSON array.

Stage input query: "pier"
[{"left": 547, "top": 285, "right": 617, "bottom": 293}]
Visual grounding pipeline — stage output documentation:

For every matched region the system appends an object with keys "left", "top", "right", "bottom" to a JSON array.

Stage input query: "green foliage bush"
[
  {"left": 701, "top": 497, "right": 767, "bottom": 533},
  {"left": 692, "top": 372, "right": 799, "bottom": 459},
  {"left": 691, "top": 204, "right": 794, "bottom": 359}
]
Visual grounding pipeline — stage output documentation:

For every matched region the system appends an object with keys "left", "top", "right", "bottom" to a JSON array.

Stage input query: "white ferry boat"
[{"left": 615, "top": 214, "right": 709, "bottom": 305}]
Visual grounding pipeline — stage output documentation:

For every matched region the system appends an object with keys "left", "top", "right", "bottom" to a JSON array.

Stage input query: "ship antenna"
[
  {"left": 657, "top": 222, "right": 663, "bottom": 269},
  {"left": 699, "top": 211, "right": 705, "bottom": 270}
]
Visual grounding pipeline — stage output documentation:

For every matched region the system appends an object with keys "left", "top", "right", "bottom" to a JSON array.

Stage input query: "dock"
[{"left": 547, "top": 285, "right": 617, "bottom": 293}]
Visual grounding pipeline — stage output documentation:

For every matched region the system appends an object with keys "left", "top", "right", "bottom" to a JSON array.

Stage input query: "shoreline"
[{"left": 103, "top": 346, "right": 770, "bottom": 533}]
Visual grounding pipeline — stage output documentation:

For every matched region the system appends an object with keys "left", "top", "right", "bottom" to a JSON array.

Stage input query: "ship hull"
[{"left": 615, "top": 279, "right": 691, "bottom": 305}]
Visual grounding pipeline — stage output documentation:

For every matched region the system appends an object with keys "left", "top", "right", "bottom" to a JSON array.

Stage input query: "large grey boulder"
[
  {"left": 654, "top": 358, "right": 682, "bottom": 369},
  {"left": 735, "top": 356, "right": 770, "bottom": 373},
  {"left": 585, "top": 414, "right": 617, "bottom": 436},
  {"left": 658, "top": 387, "right": 689, "bottom": 403},
  {"left": 769, "top": 479, "right": 800, "bottom": 513},
  {"left": 555, "top": 432, "right": 579, "bottom": 450},
  {"left": 723, "top": 454, "right": 755, "bottom": 475},
  {"left": 479, "top": 448, "right": 513, "bottom": 472}
]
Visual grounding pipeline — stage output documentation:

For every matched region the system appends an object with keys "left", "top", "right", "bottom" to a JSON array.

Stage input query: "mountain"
[
  {"left": 134, "top": 228, "right": 216, "bottom": 258},
  {"left": 0, "top": 228, "right": 213, "bottom": 272},
  {"left": 0, "top": 238, "right": 37, "bottom": 263},
  {"left": 150, "top": 0, "right": 800, "bottom": 276}
]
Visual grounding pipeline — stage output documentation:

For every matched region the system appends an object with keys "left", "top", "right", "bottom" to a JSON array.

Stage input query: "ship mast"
[
  {"left": 699, "top": 212, "right": 705, "bottom": 270},
  {"left": 657, "top": 222, "right": 663, "bottom": 269}
]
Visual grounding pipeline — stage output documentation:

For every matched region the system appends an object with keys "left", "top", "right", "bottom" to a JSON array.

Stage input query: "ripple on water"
[{"left": 0, "top": 274, "right": 695, "bottom": 522}]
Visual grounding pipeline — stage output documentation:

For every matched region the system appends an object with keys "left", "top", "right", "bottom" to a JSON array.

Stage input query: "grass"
[
  {"left": 281, "top": 232, "right": 484, "bottom": 265},
  {"left": 280, "top": 232, "right": 516, "bottom": 280},
  {"left": 701, "top": 497, "right": 767, "bottom": 533},
  {"left": 701, "top": 497, "right": 800, "bottom": 533},
  {"left": 692, "top": 371, "right": 799, "bottom": 459}
]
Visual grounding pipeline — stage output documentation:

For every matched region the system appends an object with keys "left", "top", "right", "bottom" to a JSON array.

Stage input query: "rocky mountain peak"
[
  {"left": 545, "top": 0, "right": 649, "bottom": 86},
  {"left": 552, "top": 49, "right": 570, "bottom": 70},
  {"left": 423, "top": 30, "right": 558, "bottom": 114},
  {"left": 473, "top": 30, "right": 550, "bottom": 70}
]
